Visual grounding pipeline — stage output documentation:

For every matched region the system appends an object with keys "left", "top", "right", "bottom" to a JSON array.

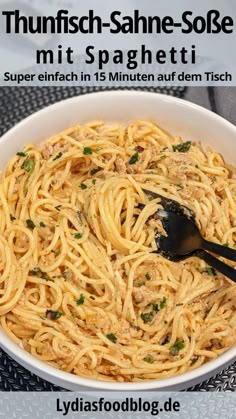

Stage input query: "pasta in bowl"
[{"left": 0, "top": 91, "right": 235, "bottom": 390}]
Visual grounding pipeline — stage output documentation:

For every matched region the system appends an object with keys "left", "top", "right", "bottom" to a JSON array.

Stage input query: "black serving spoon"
[
  {"left": 155, "top": 210, "right": 236, "bottom": 282},
  {"left": 139, "top": 190, "right": 236, "bottom": 282}
]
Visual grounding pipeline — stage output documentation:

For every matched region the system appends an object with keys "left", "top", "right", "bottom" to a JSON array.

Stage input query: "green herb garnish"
[
  {"left": 169, "top": 341, "right": 185, "bottom": 356},
  {"left": 191, "top": 356, "right": 199, "bottom": 365},
  {"left": 39, "top": 222, "right": 46, "bottom": 228},
  {"left": 83, "top": 147, "right": 93, "bottom": 155},
  {"left": 223, "top": 243, "right": 229, "bottom": 247},
  {"left": 80, "top": 183, "right": 87, "bottom": 190},
  {"left": 90, "top": 296, "right": 95, "bottom": 300},
  {"left": 30, "top": 267, "right": 49, "bottom": 280},
  {"left": 74, "top": 233, "right": 82, "bottom": 239},
  {"left": 30, "top": 267, "right": 42, "bottom": 276},
  {"left": 172, "top": 141, "right": 191, "bottom": 153},
  {"left": 129, "top": 151, "right": 139, "bottom": 165},
  {"left": 17, "top": 151, "right": 28, "bottom": 157},
  {"left": 90, "top": 167, "right": 102, "bottom": 175},
  {"left": 76, "top": 293, "right": 85, "bottom": 306},
  {"left": 52, "top": 152, "right": 62, "bottom": 161},
  {"left": 106, "top": 333, "right": 117, "bottom": 343},
  {"left": 177, "top": 183, "right": 184, "bottom": 190},
  {"left": 136, "top": 281, "right": 145, "bottom": 287},
  {"left": 55, "top": 205, "right": 62, "bottom": 211},
  {"left": 143, "top": 355, "right": 154, "bottom": 364},
  {"left": 141, "top": 312, "right": 154, "bottom": 323},
  {"left": 145, "top": 273, "right": 151, "bottom": 281},
  {"left": 205, "top": 267, "right": 216, "bottom": 276},
  {"left": 24, "top": 159, "right": 35, "bottom": 173},
  {"left": 160, "top": 154, "right": 166, "bottom": 159},
  {"left": 152, "top": 304, "right": 159, "bottom": 313},
  {"left": 160, "top": 297, "right": 167, "bottom": 309},
  {"left": 26, "top": 219, "right": 35, "bottom": 229}
]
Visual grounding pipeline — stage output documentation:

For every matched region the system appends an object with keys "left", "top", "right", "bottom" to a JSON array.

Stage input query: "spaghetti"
[{"left": 0, "top": 120, "right": 235, "bottom": 382}]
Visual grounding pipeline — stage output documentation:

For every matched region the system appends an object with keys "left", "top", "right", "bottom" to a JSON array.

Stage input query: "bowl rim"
[{"left": 0, "top": 90, "right": 236, "bottom": 390}]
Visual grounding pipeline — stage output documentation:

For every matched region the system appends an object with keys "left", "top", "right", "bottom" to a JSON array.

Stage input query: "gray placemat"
[{"left": 0, "top": 86, "right": 235, "bottom": 391}]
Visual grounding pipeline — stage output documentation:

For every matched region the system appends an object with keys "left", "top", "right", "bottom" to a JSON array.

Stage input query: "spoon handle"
[
  {"left": 202, "top": 239, "right": 236, "bottom": 262},
  {"left": 198, "top": 250, "right": 236, "bottom": 282}
]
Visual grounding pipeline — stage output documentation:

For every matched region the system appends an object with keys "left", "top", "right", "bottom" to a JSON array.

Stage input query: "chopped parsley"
[
  {"left": 151, "top": 298, "right": 167, "bottom": 313},
  {"left": 195, "top": 164, "right": 199, "bottom": 168},
  {"left": 160, "top": 297, "right": 167, "bottom": 309},
  {"left": 80, "top": 183, "right": 87, "bottom": 190},
  {"left": 90, "top": 296, "right": 95, "bottom": 300},
  {"left": 90, "top": 167, "right": 102, "bottom": 175},
  {"left": 24, "top": 159, "right": 35, "bottom": 173},
  {"left": 223, "top": 243, "right": 229, "bottom": 247},
  {"left": 55, "top": 205, "right": 62, "bottom": 211},
  {"left": 39, "top": 221, "right": 46, "bottom": 228},
  {"left": 106, "top": 333, "right": 117, "bottom": 343},
  {"left": 83, "top": 147, "right": 93, "bottom": 155},
  {"left": 74, "top": 233, "right": 82, "bottom": 239},
  {"left": 141, "top": 312, "right": 154, "bottom": 323},
  {"left": 152, "top": 304, "right": 159, "bottom": 313},
  {"left": 30, "top": 267, "right": 49, "bottom": 280},
  {"left": 129, "top": 151, "right": 139, "bottom": 165},
  {"left": 30, "top": 267, "right": 42, "bottom": 276},
  {"left": 172, "top": 141, "right": 191, "bottom": 153},
  {"left": 52, "top": 152, "right": 62, "bottom": 161},
  {"left": 164, "top": 320, "right": 168, "bottom": 324},
  {"left": 17, "top": 151, "right": 28, "bottom": 157},
  {"left": 205, "top": 267, "right": 216, "bottom": 276},
  {"left": 160, "top": 154, "right": 167, "bottom": 159},
  {"left": 26, "top": 219, "right": 35, "bottom": 229},
  {"left": 92, "top": 179, "right": 96, "bottom": 185},
  {"left": 169, "top": 341, "right": 185, "bottom": 356},
  {"left": 191, "top": 356, "right": 199, "bottom": 365},
  {"left": 136, "top": 281, "right": 145, "bottom": 287},
  {"left": 177, "top": 183, "right": 184, "bottom": 190},
  {"left": 45, "top": 310, "right": 62, "bottom": 320},
  {"left": 143, "top": 355, "right": 154, "bottom": 364},
  {"left": 76, "top": 293, "right": 85, "bottom": 305},
  {"left": 145, "top": 273, "right": 151, "bottom": 281}
]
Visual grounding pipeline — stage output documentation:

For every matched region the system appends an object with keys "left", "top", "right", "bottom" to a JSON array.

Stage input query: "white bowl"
[{"left": 0, "top": 91, "right": 235, "bottom": 391}]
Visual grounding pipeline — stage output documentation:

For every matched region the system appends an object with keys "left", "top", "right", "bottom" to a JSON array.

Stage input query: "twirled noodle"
[{"left": 0, "top": 120, "right": 235, "bottom": 382}]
